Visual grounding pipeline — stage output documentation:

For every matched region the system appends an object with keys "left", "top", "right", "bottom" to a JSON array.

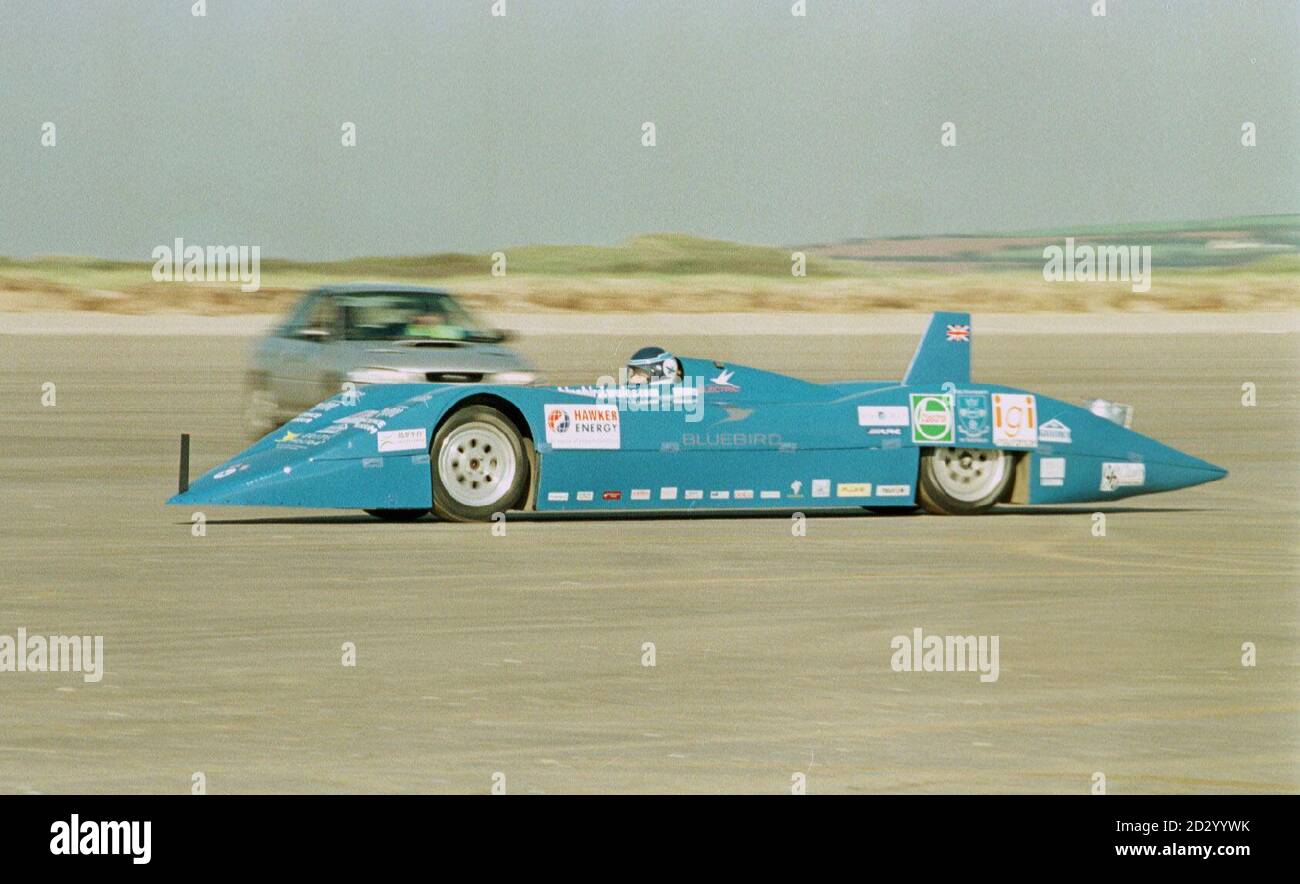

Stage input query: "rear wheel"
[
  {"left": 364, "top": 509, "right": 430, "bottom": 522},
  {"left": 917, "top": 447, "right": 1013, "bottom": 515},
  {"left": 431, "top": 406, "right": 530, "bottom": 522}
]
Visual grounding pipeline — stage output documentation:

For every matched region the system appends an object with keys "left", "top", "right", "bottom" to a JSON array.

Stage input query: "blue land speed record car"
[{"left": 168, "top": 312, "right": 1226, "bottom": 521}]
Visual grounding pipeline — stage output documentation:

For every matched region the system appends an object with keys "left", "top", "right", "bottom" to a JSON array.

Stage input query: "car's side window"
[
  {"left": 302, "top": 296, "right": 339, "bottom": 337},
  {"left": 278, "top": 293, "right": 318, "bottom": 337}
]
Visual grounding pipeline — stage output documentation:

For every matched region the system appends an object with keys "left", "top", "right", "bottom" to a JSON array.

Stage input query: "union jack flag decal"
[{"left": 946, "top": 324, "right": 971, "bottom": 342}]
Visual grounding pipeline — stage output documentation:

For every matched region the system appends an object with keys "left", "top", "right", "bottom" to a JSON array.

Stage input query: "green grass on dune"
[{"left": 1, "top": 217, "right": 1295, "bottom": 293}]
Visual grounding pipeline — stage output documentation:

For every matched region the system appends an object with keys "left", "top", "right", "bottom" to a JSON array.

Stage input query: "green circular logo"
[{"left": 913, "top": 395, "right": 953, "bottom": 442}]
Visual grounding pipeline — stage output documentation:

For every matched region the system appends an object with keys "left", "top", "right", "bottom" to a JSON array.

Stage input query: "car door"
[{"left": 276, "top": 293, "right": 340, "bottom": 412}]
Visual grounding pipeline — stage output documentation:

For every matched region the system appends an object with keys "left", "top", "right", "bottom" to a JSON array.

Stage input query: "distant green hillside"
[
  {"left": 809, "top": 215, "right": 1300, "bottom": 270},
  {"left": 0, "top": 216, "right": 1294, "bottom": 315},
  {"left": 260, "top": 233, "right": 866, "bottom": 279}
]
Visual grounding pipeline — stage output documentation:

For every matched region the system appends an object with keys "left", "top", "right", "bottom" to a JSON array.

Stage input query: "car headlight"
[
  {"left": 347, "top": 367, "right": 425, "bottom": 384},
  {"left": 491, "top": 371, "right": 536, "bottom": 385}
]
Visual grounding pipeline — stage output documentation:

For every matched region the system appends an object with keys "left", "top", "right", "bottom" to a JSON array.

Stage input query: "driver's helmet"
[{"left": 627, "top": 346, "right": 681, "bottom": 385}]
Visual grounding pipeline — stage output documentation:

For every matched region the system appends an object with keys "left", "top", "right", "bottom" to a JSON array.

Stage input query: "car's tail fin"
[{"left": 903, "top": 311, "right": 971, "bottom": 386}]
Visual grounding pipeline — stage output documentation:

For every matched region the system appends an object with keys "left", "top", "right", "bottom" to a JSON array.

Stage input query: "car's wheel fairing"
[
  {"left": 917, "top": 447, "right": 1013, "bottom": 515},
  {"left": 430, "top": 406, "right": 530, "bottom": 522}
]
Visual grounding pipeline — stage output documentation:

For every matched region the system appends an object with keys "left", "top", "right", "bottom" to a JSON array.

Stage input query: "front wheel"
[
  {"left": 430, "top": 406, "right": 531, "bottom": 522},
  {"left": 916, "top": 447, "right": 1014, "bottom": 515}
]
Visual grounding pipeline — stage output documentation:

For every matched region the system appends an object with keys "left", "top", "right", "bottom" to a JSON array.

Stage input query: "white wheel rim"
[
  {"left": 437, "top": 422, "right": 517, "bottom": 508},
  {"left": 931, "top": 447, "right": 1008, "bottom": 502}
]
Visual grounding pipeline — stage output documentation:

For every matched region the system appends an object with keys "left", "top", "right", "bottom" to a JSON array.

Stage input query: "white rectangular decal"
[
  {"left": 376, "top": 428, "right": 428, "bottom": 453},
  {"left": 1038, "top": 419, "right": 1071, "bottom": 444},
  {"left": 547, "top": 491, "right": 570, "bottom": 502},
  {"left": 684, "top": 489, "right": 704, "bottom": 500},
  {"left": 1039, "top": 457, "right": 1066, "bottom": 487},
  {"left": 811, "top": 479, "right": 831, "bottom": 498},
  {"left": 660, "top": 487, "right": 678, "bottom": 500},
  {"left": 544, "top": 404, "right": 621, "bottom": 450},
  {"left": 631, "top": 488, "right": 650, "bottom": 501},
  {"left": 734, "top": 489, "right": 754, "bottom": 500},
  {"left": 1100, "top": 462, "right": 1145, "bottom": 492},
  {"left": 858, "top": 406, "right": 910, "bottom": 427},
  {"left": 992, "top": 393, "right": 1037, "bottom": 448},
  {"left": 576, "top": 491, "right": 594, "bottom": 502},
  {"left": 875, "top": 484, "right": 911, "bottom": 497}
]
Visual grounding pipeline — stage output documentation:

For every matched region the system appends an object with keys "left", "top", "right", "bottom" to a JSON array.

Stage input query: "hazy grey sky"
[{"left": 1, "top": 0, "right": 1296, "bottom": 259}]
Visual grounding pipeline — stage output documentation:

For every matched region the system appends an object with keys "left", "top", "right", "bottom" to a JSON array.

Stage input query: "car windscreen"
[{"left": 337, "top": 292, "right": 487, "bottom": 342}]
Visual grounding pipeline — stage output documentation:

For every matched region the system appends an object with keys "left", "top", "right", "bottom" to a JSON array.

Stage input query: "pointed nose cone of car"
[{"left": 1124, "top": 433, "right": 1227, "bottom": 494}]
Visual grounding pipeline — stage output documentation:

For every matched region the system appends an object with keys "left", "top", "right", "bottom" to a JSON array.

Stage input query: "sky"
[{"left": 1, "top": 0, "right": 1296, "bottom": 260}]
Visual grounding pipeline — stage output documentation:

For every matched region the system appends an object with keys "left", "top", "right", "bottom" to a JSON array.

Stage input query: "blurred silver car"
[{"left": 245, "top": 284, "right": 536, "bottom": 436}]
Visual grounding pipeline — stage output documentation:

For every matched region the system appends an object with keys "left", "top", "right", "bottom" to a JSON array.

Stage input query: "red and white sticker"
[{"left": 544, "top": 404, "right": 621, "bottom": 450}]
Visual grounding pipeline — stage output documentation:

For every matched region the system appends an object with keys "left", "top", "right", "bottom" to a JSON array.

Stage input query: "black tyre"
[
  {"left": 916, "top": 447, "right": 1014, "bottom": 515},
  {"left": 364, "top": 509, "right": 430, "bottom": 522},
  {"left": 430, "top": 405, "right": 531, "bottom": 522}
]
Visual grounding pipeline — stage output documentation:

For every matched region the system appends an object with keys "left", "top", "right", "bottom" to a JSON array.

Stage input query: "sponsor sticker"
[
  {"left": 602, "top": 490, "right": 622, "bottom": 501},
  {"left": 734, "top": 489, "right": 754, "bottom": 500},
  {"left": 544, "top": 404, "right": 621, "bottom": 450},
  {"left": 954, "top": 391, "right": 991, "bottom": 445},
  {"left": 547, "top": 491, "right": 570, "bottom": 502},
  {"left": 876, "top": 484, "right": 911, "bottom": 497},
  {"left": 811, "top": 479, "right": 831, "bottom": 498},
  {"left": 909, "top": 394, "right": 955, "bottom": 445},
  {"left": 274, "top": 402, "right": 414, "bottom": 449},
  {"left": 576, "top": 491, "right": 594, "bottom": 502},
  {"left": 760, "top": 490, "right": 781, "bottom": 499},
  {"left": 1039, "top": 457, "right": 1066, "bottom": 487},
  {"left": 858, "top": 406, "right": 909, "bottom": 427},
  {"left": 631, "top": 489, "right": 651, "bottom": 501},
  {"left": 660, "top": 486, "right": 678, "bottom": 500},
  {"left": 684, "top": 489, "right": 703, "bottom": 500},
  {"left": 836, "top": 483, "right": 872, "bottom": 498},
  {"left": 709, "top": 490, "right": 730, "bottom": 500},
  {"left": 377, "top": 427, "right": 428, "bottom": 453},
  {"left": 1100, "top": 462, "right": 1145, "bottom": 492},
  {"left": 992, "top": 393, "right": 1037, "bottom": 448},
  {"left": 1038, "top": 418, "right": 1071, "bottom": 444},
  {"left": 788, "top": 480, "right": 804, "bottom": 498}
]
